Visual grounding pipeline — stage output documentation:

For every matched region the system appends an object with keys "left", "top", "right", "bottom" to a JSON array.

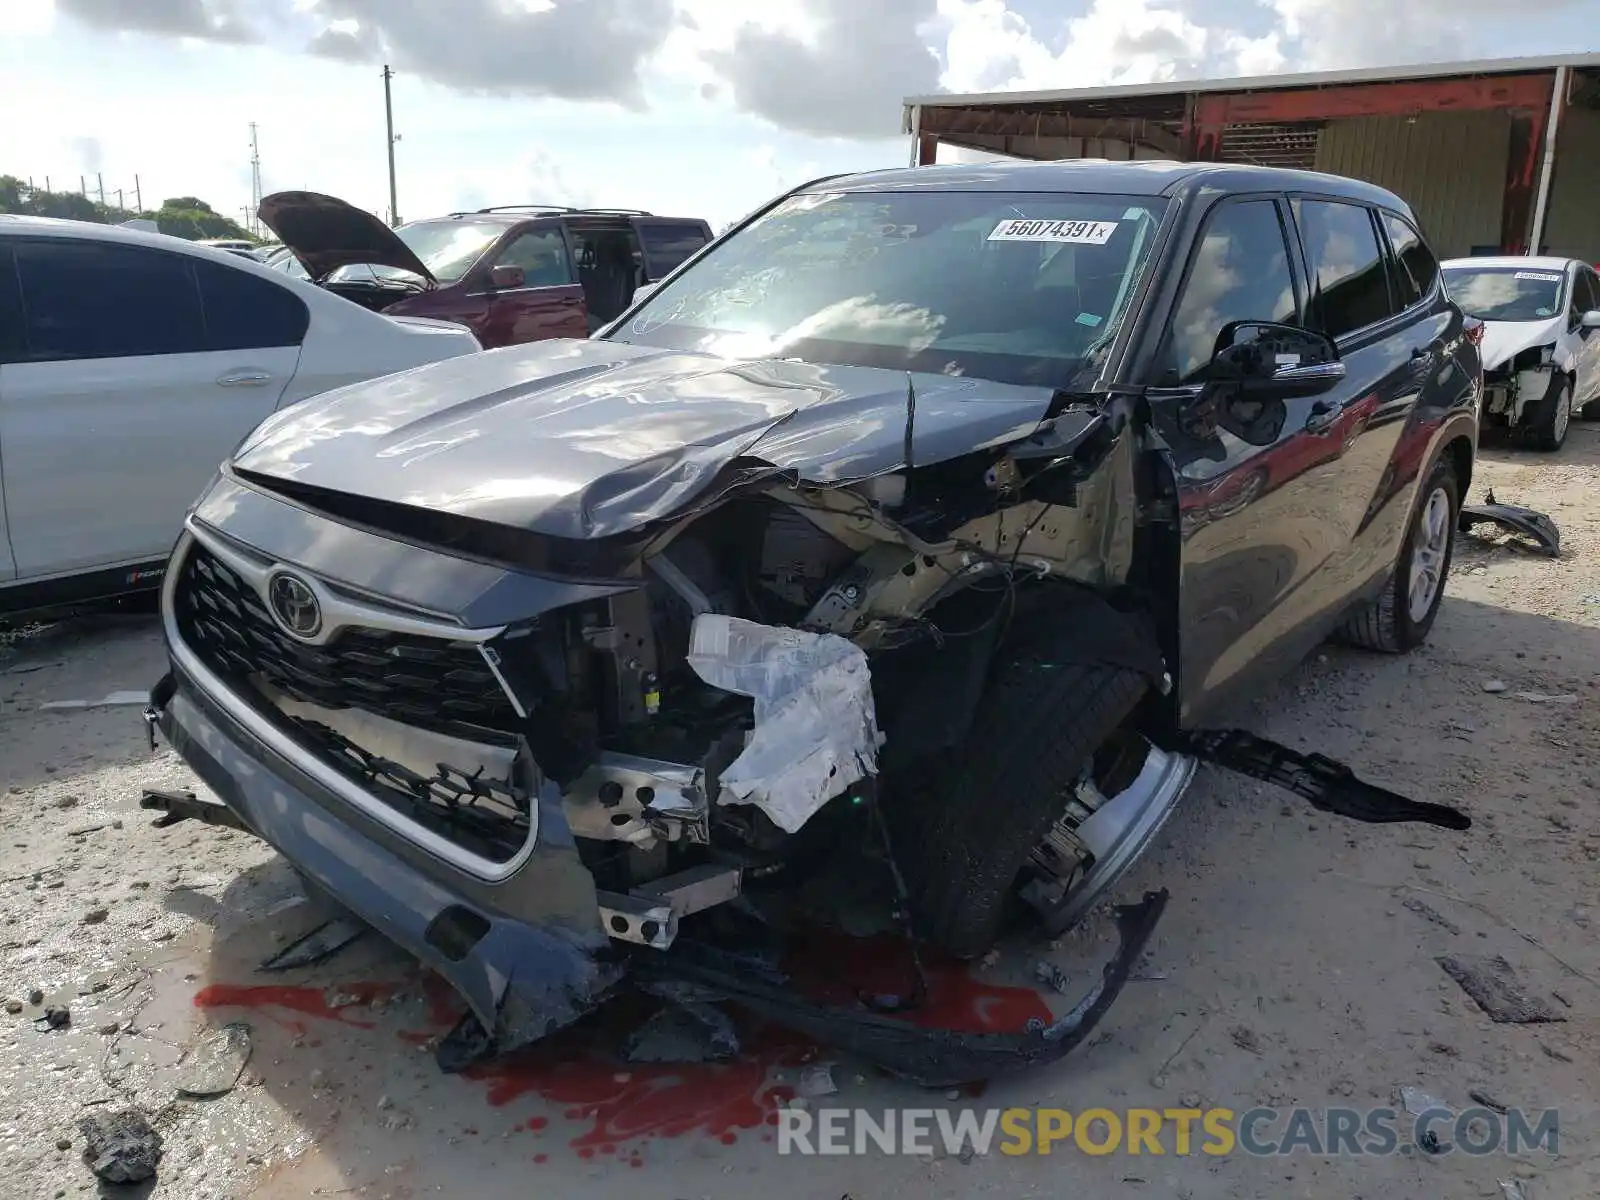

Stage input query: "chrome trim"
[
  {"left": 186, "top": 516, "right": 500, "bottom": 645},
  {"left": 163, "top": 531, "right": 539, "bottom": 883},
  {"left": 477, "top": 644, "right": 529, "bottom": 719}
]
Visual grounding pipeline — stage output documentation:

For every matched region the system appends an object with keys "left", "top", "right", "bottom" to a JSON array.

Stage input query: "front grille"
[
  {"left": 174, "top": 542, "right": 519, "bottom": 738},
  {"left": 173, "top": 539, "right": 534, "bottom": 865}
]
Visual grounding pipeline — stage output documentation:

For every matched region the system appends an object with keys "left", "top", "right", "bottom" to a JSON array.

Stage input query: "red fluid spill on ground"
[
  {"left": 193, "top": 981, "right": 397, "bottom": 1030},
  {"left": 781, "top": 929, "right": 1053, "bottom": 1033},
  {"left": 189, "top": 927, "right": 1049, "bottom": 1156}
]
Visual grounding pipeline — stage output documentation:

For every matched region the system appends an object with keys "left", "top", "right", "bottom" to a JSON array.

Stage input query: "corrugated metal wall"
[
  {"left": 1541, "top": 105, "right": 1600, "bottom": 261},
  {"left": 1314, "top": 112, "right": 1509, "bottom": 258}
]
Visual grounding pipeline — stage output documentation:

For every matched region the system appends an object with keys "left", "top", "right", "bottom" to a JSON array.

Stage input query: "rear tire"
[
  {"left": 1338, "top": 453, "right": 1459, "bottom": 654},
  {"left": 1529, "top": 374, "right": 1572, "bottom": 451},
  {"left": 893, "top": 640, "right": 1149, "bottom": 959}
]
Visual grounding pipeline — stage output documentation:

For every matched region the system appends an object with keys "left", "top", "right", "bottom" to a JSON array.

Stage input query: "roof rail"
[
  {"left": 575, "top": 207, "right": 653, "bottom": 216},
  {"left": 474, "top": 204, "right": 579, "bottom": 214}
]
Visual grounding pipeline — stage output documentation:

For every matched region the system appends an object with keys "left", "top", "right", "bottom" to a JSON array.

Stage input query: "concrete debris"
[
  {"left": 1499, "top": 1182, "right": 1527, "bottom": 1200},
  {"left": 177, "top": 1022, "right": 253, "bottom": 1098},
  {"left": 26, "top": 987, "right": 44, "bottom": 1005},
  {"left": 1511, "top": 691, "right": 1579, "bottom": 704},
  {"left": 37, "top": 1006, "right": 70, "bottom": 1030},
  {"left": 81, "top": 907, "right": 109, "bottom": 925},
  {"left": 3, "top": 1000, "right": 21, "bottom": 1015},
  {"left": 1437, "top": 954, "right": 1566, "bottom": 1024},
  {"left": 1482, "top": 680, "right": 1509, "bottom": 694},
  {"left": 77, "top": 1108, "right": 163, "bottom": 1185}
]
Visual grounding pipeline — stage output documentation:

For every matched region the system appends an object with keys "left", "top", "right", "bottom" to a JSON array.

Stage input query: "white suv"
[{"left": 0, "top": 216, "right": 481, "bottom": 618}]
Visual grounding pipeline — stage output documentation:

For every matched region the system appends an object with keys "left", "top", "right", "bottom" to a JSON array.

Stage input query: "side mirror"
[
  {"left": 487, "top": 264, "right": 525, "bottom": 290},
  {"left": 1581, "top": 310, "right": 1600, "bottom": 329},
  {"left": 1209, "top": 321, "right": 1345, "bottom": 399}
]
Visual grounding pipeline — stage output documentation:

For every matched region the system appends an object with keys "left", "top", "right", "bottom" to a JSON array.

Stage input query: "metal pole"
[
  {"left": 907, "top": 105, "right": 922, "bottom": 167},
  {"left": 134, "top": 174, "right": 142, "bottom": 212},
  {"left": 44, "top": 176, "right": 51, "bottom": 194},
  {"left": 80, "top": 176, "right": 87, "bottom": 197},
  {"left": 383, "top": 65, "right": 399, "bottom": 227},
  {"left": 1527, "top": 66, "right": 1567, "bottom": 258},
  {"left": 248, "top": 122, "right": 262, "bottom": 236},
  {"left": 97, "top": 173, "right": 104, "bottom": 205},
  {"left": 116, "top": 188, "right": 124, "bottom": 212}
]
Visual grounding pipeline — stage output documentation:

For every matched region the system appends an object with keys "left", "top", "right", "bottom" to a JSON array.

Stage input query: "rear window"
[
  {"left": 195, "top": 258, "right": 310, "bottom": 350},
  {"left": 1442, "top": 266, "right": 1566, "bottom": 322},
  {"left": 635, "top": 220, "right": 711, "bottom": 279},
  {"left": 0, "top": 245, "right": 22, "bottom": 362},
  {"left": 1293, "top": 200, "right": 1393, "bottom": 338}
]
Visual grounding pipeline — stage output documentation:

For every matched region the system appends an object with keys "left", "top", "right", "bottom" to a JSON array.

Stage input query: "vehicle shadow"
[
  {"left": 152, "top": 592, "right": 1600, "bottom": 1197},
  {"left": 1471, "top": 416, "right": 1600, "bottom": 474}
]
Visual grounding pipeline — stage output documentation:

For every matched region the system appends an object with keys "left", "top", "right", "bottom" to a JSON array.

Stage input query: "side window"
[
  {"left": 1380, "top": 212, "right": 1438, "bottom": 311},
  {"left": 195, "top": 259, "right": 309, "bottom": 351},
  {"left": 1578, "top": 268, "right": 1600, "bottom": 316},
  {"left": 1294, "top": 200, "right": 1394, "bottom": 338},
  {"left": 492, "top": 230, "right": 574, "bottom": 288},
  {"left": 0, "top": 245, "right": 22, "bottom": 363},
  {"left": 1164, "top": 199, "right": 1298, "bottom": 383},
  {"left": 634, "top": 220, "right": 710, "bottom": 280},
  {"left": 15, "top": 239, "right": 207, "bottom": 361}
]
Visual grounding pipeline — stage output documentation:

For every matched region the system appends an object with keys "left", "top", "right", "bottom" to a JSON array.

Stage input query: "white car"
[
  {"left": 0, "top": 215, "right": 482, "bottom": 618},
  {"left": 1440, "top": 255, "right": 1600, "bottom": 451}
]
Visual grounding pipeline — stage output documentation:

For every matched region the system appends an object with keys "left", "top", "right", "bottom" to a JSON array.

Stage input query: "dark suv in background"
[{"left": 259, "top": 192, "right": 712, "bottom": 348}]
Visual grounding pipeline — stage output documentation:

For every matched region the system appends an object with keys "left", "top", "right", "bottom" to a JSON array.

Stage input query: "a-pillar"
[{"left": 1500, "top": 104, "right": 1549, "bottom": 254}]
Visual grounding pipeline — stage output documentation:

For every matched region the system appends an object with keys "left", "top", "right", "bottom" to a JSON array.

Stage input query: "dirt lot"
[{"left": 1, "top": 426, "right": 1597, "bottom": 1200}]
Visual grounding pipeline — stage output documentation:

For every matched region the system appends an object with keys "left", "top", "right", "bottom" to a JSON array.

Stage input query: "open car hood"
[{"left": 257, "top": 190, "right": 436, "bottom": 286}]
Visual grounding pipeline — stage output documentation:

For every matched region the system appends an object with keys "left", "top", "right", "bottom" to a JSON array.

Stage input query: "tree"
[{"left": 0, "top": 174, "right": 251, "bottom": 241}]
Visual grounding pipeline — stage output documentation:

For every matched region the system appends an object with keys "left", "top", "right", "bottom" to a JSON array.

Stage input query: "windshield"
[
  {"left": 607, "top": 190, "right": 1168, "bottom": 389},
  {"left": 1442, "top": 265, "right": 1567, "bottom": 321},
  {"left": 391, "top": 219, "right": 504, "bottom": 283}
]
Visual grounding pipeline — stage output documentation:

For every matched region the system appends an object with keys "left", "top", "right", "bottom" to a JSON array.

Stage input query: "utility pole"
[
  {"left": 382, "top": 65, "right": 399, "bottom": 227},
  {"left": 116, "top": 188, "right": 124, "bottom": 212},
  {"left": 134, "top": 174, "right": 142, "bottom": 213},
  {"left": 80, "top": 176, "right": 87, "bottom": 197},
  {"left": 248, "top": 121, "right": 262, "bottom": 237},
  {"left": 97, "top": 173, "right": 105, "bottom": 206},
  {"left": 44, "top": 176, "right": 51, "bottom": 194}
]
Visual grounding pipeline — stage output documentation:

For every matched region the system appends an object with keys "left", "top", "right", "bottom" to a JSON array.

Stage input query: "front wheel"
[
  {"left": 1529, "top": 374, "right": 1571, "bottom": 452},
  {"left": 1338, "top": 454, "right": 1459, "bottom": 654},
  {"left": 891, "top": 643, "right": 1150, "bottom": 959}
]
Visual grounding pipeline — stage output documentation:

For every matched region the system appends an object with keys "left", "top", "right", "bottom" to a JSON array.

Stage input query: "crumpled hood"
[
  {"left": 1479, "top": 316, "right": 1563, "bottom": 372},
  {"left": 232, "top": 339, "right": 1059, "bottom": 540}
]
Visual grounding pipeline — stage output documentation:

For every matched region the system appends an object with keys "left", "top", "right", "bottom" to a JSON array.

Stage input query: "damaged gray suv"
[{"left": 146, "top": 160, "right": 1478, "bottom": 1085}]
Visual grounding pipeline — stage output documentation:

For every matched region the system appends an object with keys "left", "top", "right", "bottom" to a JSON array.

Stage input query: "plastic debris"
[
  {"left": 1499, "top": 1181, "right": 1527, "bottom": 1200},
  {"left": 797, "top": 1064, "right": 839, "bottom": 1098},
  {"left": 177, "top": 1022, "right": 253, "bottom": 1098},
  {"left": 620, "top": 1002, "right": 740, "bottom": 1064},
  {"left": 1400, "top": 1085, "right": 1448, "bottom": 1116},
  {"left": 78, "top": 1109, "right": 163, "bottom": 1185}
]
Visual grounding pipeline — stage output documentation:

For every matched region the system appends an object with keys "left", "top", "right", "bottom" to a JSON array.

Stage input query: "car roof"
[
  {"left": 0, "top": 213, "right": 250, "bottom": 258},
  {"left": 1441, "top": 255, "right": 1577, "bottom": 271},
  {"left": 808, "top": 159, "right": 1413, "bottom": 213}
]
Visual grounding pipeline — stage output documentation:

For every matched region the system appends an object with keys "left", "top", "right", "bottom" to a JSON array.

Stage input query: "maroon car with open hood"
[{"left": 258, "top": 191, "right": 713, "bottom": 349}]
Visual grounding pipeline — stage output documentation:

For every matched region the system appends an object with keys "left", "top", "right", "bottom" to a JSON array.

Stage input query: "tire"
[
  {"left": 1528, "top": 373, "right": 1572, "bottom": 452},
  {"left": 1338, "top": 454, "right": 1459, "bottom": 654},
  {"left": 892, "top": 641, "right": 1149, "bottom": 959}
]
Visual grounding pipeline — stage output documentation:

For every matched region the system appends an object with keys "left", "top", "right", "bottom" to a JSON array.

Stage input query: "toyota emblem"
[{"left": 267, "top": 571, "right": 322, "bottom": 638}]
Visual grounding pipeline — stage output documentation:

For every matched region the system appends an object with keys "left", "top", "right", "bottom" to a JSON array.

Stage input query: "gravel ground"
[{"left": 0, "top": 426, "right": 1596, "bottom": 1200}]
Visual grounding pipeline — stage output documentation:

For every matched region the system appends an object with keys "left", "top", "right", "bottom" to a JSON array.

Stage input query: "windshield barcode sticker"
[
  {"left": 1514, "top": 271, "right": 1563, "bottom": 282},
  {"left": 988, "top": 219, "right": 1118, "bottom": 245}
]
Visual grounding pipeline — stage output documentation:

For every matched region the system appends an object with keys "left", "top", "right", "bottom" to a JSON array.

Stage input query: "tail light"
[{"left": 1464, "top": 317, "right": 1485, "bottom": 347}]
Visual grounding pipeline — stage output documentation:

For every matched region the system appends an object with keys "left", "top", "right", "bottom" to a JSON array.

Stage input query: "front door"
[
  {"left": 467, "top": 225, "right": 586, "bottom": 348},
  {"left": 0, "top": 238, "right": 297, "bottom": 578}
]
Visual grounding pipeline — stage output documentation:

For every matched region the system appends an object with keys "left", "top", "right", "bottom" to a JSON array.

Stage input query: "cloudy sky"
[{"left": 0, "top": 0, "right": 1592, "bottom": 231}]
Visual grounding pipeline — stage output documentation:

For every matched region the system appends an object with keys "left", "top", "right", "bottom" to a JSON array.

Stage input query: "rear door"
[
  {"left": 0, "top": 238, "right": 302, "bottom": 577},
  {"left": 468, "top": 223, "right": 586, "bottom": 347},
  {"left": 1284, "top": 199, "right": 1446, "bottom": 629},
  {"left": 630, "top": 218, "right": 713, "bottom": 282}
]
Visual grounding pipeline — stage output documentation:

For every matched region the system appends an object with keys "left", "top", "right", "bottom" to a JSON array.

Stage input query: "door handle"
[
  {"left": 1305, "top": 399, "right": 1341, "bottom": 434},
  {"left": 216, "top": 371, "right": 272, "bottom": 387}
]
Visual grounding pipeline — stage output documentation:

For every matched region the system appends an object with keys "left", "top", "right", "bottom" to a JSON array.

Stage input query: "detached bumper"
[{"left": 150, "top": 667, "right": 622, "bottom": 1052}]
